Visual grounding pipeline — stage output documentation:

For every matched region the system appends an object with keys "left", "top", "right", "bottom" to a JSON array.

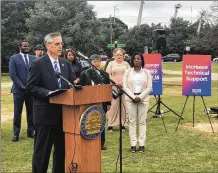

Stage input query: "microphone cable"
[{"left": 69, "top": 107, "right": 78, "bottom": 173}]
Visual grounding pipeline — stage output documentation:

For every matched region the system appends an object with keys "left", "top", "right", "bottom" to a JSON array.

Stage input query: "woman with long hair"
[{"left": 64, "top": 48, "right": 82, "bottom": 84}]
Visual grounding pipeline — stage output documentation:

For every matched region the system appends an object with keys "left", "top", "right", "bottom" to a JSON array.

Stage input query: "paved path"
[
  {"left": 163, "top": 77, "right": 181, "bottom": 82},
  {"left": 2, "top": 70, "right": 217, "bottom": 87},
  {"left": 1, "top": 70, "right": 217, "bottom": 122},
  {"left": 163, "top": 70, "right": 218, "bottom": 81}
]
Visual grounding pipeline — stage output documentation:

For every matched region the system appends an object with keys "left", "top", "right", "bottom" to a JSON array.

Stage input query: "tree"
[
  {"left": 120, "top": 23, "right": 163, "bottom": 56},
  {"left": 26, "top": 0, "right": 110, "bottom": 57},
  {"left": 167, "top": 17, "right": 195, "bottom": 55},
  {"left": 97, "top": 17, "right": 129, "bottom": 57},
  {"left": 1, "top": 1, "right": 35, "bottom": 68},
  {"left": 206, "top": 1, "right": 218, "bottom": 26}
]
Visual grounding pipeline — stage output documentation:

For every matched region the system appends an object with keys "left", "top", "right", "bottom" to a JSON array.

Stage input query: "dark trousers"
[
  {"left": 13, "top": 93, "right": 34, "bottom": 136},
  {"left": 101, "top": 103, "right": 107, "bottom": 146},
  {"left": 32, "top": 123, "right": 65, "bottom": 173},
  {"left": 101, "top": 128, "right": 105, "bottom": 146}
]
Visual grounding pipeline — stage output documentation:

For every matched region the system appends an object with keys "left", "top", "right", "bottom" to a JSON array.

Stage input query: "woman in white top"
[{"left": 123, "top": 52, "right": 152, "bottom": 153}]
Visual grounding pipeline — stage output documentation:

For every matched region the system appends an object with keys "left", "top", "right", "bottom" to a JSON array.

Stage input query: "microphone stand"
[
  {"left": 55, "top": 72, "right": 82, "bottom": 90},
  {"left": 76, "top": 51, "right": 134, "bottom": 173}
]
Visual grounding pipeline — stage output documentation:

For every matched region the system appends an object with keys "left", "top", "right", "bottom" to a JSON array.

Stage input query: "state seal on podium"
[{"left": 80, "top": 105, "right": 106, "bottom": 139}]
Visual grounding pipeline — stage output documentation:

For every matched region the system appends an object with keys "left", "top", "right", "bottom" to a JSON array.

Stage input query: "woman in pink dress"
[{"left": 106, "top": 48, "right": 130, "bottom": 132}]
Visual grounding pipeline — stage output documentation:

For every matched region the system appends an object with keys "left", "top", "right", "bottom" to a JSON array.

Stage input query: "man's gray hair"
[{"left": 44, "top": 32, "right": 62, "bottom": 45}]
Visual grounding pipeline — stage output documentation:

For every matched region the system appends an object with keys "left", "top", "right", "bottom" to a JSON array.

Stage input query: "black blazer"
[
  {"left": 80, "top": 68, "right": 110, "bottom": 85},
  {"left": 26, "top": 54, "right": 76, "bottom": 125},
  {"left": 79, "top": 68, "right": 111, "bottom": 111}
]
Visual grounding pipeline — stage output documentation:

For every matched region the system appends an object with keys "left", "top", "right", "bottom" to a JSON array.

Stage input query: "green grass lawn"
[
  {"left": 1, "top": 80, "right": 218, "bottom": 172},
  {"left": 1, "top": 62, "right": 217, "bottom": 83},
  {"left": 162, "top": 62, "right": 218, "bottom": 73},
  {"left": 1, "top": 73, "right": 12, "bottom": 83}
]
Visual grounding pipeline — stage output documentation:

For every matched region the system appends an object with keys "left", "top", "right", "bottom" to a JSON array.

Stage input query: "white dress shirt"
[
  {"left": 133, "top": 68, "right": 145, "bottom": 94},
  {"left": 20, "top": 52, "right": 29, "bottom": 65}
]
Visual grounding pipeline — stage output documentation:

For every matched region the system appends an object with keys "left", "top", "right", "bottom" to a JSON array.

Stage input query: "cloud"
[{"left": 88, "top": 1, "right": 213, "bottom": 28}]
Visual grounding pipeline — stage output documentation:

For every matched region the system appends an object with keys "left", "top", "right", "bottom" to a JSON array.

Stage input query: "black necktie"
[{"left": 24, "top": 54, "right": 29, "bottom": 69}]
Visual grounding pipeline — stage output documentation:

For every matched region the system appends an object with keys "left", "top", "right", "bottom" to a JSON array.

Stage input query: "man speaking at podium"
[
  {"left": 79, "top": 54, "right": 110, "bottom": 150},
  {"left": 26, "top": 32, "right": 76, "bottom": 173}
]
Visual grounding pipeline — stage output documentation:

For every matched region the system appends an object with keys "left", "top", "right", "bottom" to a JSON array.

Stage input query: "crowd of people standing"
[{"left": 8, "top": 32, "right": 152, "bottom": 172}]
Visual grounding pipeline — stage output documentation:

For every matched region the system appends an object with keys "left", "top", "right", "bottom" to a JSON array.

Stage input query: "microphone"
[
  {"left": 76, "top": 51, "right": 89, "bottom": 60},
  {"left": 55, "top": 72, "right": 82, "bottom": 90}
]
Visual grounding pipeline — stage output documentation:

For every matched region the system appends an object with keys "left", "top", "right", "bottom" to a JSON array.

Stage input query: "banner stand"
[
  {"left": 148, "top": 95, "right": 184, "bottom": 133},
  {"left": 175, "top": 96, "right": 214, "bottom": 133}
]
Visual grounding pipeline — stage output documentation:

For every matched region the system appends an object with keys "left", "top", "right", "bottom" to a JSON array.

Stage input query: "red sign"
[
  {"left": 182, "top": 55, "right": 211, "bottom": 96},
  {"left": 143, "top": 54, "right": 162, "bottom": 95}
]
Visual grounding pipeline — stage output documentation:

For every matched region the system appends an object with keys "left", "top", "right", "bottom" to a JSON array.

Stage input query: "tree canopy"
[{"left": 1, "top": 1, "right": 218, "bottom": 70}]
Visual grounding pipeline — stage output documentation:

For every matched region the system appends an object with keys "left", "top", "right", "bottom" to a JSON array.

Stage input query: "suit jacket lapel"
[
  {"left": 18, "top": 54, "right": 27, "bottom": 69},
  {"left": 59, "top": 58, "right": 66, "bottom": 77},
  {"left": 44, "top": 54, "right": 59, "bottom": 88},
  {"left": 29, "top": 55, "right": 34, "bottom": 64},
  {"left": 130, "top": 68, "right": 134, "bottom": 92},
  {"left": 86, "top": 68, "right": 93, "bottom": 85},
  {"left": 59, "top": 58, "right": 68, "bottom": 88}
]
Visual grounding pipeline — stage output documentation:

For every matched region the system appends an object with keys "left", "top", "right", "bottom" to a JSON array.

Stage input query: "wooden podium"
[{"left": 50, "top": 85, "right": 112, "bottom": 173}]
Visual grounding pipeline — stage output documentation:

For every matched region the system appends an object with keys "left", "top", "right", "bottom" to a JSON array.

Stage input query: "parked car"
[
  {"left": 213, "top": 57, "right": 218, "bottom": 63},
  {"left": 161, "top": 54, "right": 181, "bottom": 62},
  {"left": 100, "top": 55, "right": 108, "bottom": 61}
]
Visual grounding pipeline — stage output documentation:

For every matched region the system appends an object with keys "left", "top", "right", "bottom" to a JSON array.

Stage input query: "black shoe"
[
  {"left": 108, "top": 126, "right": 113, "bottom": 132},
  {"left": 12, "top": 136, "right": 19, "bottom": 142},
  {"left": 27, "top": 130, "right": 35, "bottom": 138},
  {"left": 27, "top": 134, "right": 34, "bottom": 138},
  {"left": 139, "top": 146, "right": 145, "bottom": 152},
  {"left": 101, "top": 146, "right": 107, "bottom": 150},
  {"left": 130, "top": 146, "right": 136, "bottom": 153}
]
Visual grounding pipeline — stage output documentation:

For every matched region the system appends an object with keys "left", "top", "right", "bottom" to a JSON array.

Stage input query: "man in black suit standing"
[
  {"left": 80, "top": 54, "right": 110, "bottom": 150},
  {"left": 26, "top": 32, "right": 76, "bottom": 173},
  {"left": 9, "top": 40, "right": 36, "bottom": 142}
]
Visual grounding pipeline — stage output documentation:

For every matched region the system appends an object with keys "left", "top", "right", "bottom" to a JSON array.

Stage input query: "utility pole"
[
  {"left": 174, "top": 3, "right": 182, "bottom": 19},
  {"left": 144, "top": 46, "right": 148, "bottom": 54},
  {"left": 114, "top": 5, "right": 119, "bottom": 23},
  {"left": 191, "top": 6, "right": 192, "bottom": 24},
  {"left": 110, "top": 15, "right": 113, "bottom": 53},
  {"left": 137, "top": 1, "right": 144, "bottom": 26},
  {"left": 197, "top": 11, "right": 205, "bottom": 36}
]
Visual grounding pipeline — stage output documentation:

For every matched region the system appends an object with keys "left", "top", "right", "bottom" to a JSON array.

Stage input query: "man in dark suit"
[
  {"left": 80, "top": 54, "right": 111, "bottom": 150},
  {"left": 9, "top": 40, "right": 36, "bottom": 142},
  {"left": 26, "top": 32, "right": 76, "bottom": 173}
]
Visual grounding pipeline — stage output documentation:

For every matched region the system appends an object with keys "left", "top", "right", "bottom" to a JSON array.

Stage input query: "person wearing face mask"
[
  {"left": 106, "top": 48, "right": 130, "bottom": 132},
  {"left": 64, "top": 48, "right": 83, "bottom": 85},
  {"left": 123, "top": 52, "right": 152, "bottom": 153},
  {"left": 9, "top": 40, "right": 36, "bottom": 142}
]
